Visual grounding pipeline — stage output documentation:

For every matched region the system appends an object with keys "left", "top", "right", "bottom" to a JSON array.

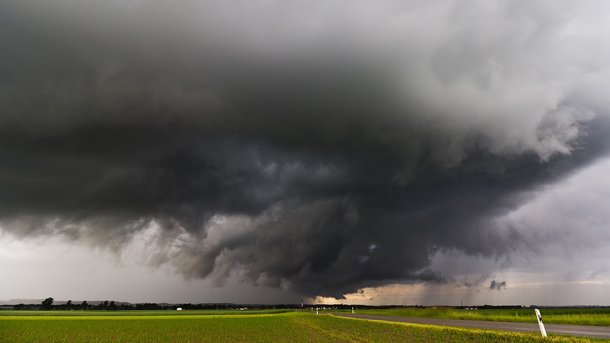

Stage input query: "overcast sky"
[{"left": 2, "top": 0, "right": 610, "bottom": 305}]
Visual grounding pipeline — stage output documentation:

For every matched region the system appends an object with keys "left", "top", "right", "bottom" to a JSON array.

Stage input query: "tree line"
[
  {"left": 12, "top": 298, "right": 303, "bottom": 310},
  {"left": 18, "top": 298, "right": 131, "bottom": 310}
]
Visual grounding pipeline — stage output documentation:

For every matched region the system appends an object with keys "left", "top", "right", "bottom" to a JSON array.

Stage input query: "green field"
[
  {"left": 342, "top": 307, "right": 610, "bottom": 326},
  {"left": 0, "top": 310, "right": 602, "bottom": 342},
  {"left": 0, "top": 309, "right": 289, "bottom": 317}
]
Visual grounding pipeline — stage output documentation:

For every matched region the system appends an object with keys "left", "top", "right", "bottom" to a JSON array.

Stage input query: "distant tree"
[
  {"left": 81, "top": 301, "right": 88, "bottom": 310},
  {"left": 66, "top": 300, "right": 72, "bottom": 310},
  {"left": 41, "top": 297, "right": 54, "bottom": 310},
  {"left": 109, "top": 301, "right": 116, "bottom": 310}
]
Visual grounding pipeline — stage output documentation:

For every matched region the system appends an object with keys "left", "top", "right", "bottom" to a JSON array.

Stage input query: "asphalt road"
[{"left": 333, "top": 313, "right": 610, "bottom": 339}]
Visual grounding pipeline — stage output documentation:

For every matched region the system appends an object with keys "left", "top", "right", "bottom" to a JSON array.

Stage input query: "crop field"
[
  {"left": 0, "top": 309, "right": 289, "bottom": 317},
  {"left": 345, "top": 307, "right": 610, "bottom": 326},
  {"left": 0, "top": 310, "right": 602, "bottom": 342}
]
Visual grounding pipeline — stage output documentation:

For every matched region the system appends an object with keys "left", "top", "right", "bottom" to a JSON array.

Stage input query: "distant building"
[{"left": 176, "top": 307, "right": 183, "bottom": 311}]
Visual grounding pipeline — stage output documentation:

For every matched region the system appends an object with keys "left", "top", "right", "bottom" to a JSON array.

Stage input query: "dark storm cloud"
[
  {"left": 490, "top": 280, "right": 507, "bottom": 291},
  {"left": 2, "top": 0, "right": 610, "bottom": 297}
]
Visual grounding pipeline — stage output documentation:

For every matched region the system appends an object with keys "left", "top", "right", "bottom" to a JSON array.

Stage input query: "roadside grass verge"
[{"left": 340, "top": 307, "right": 610, "bottom": 326}]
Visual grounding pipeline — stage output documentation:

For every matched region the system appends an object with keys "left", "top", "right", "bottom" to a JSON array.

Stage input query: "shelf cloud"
[{"left": 2, "top": 0, "right": 610, "bottom": 298}]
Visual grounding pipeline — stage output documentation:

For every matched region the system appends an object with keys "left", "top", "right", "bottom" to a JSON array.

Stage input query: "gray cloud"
[{"left": 1, "top": 0, "right": 610, "bottom": 298}]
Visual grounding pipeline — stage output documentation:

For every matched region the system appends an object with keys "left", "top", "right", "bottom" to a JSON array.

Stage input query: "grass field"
[
  {"left": 0, "top": 310, "right": 603, "bottom": 342},
  {"left": 0, "top": 309, "right": 289, "bottom": 317},
  {"left": 342, "top": 307, "right": 610, "bottom": 326}
]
